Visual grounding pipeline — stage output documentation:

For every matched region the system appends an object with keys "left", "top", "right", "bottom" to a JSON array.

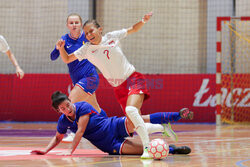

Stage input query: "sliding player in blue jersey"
[
  {"left": 31, "top": 91, "right": 192, "bottom": 156},
  {"left": 50, "top": 13, "right": 107, "bottom": 142}
]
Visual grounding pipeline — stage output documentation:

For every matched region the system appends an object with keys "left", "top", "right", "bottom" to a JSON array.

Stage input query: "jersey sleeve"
[
  {"left": 106, "top": 29, "right": 127, "bottom": 40},
  {"left": 56, "top": 115, "right": 68, "bottom": 134},
  {"left": 50, "top": 47, "right": 60, "bottom": 61},
  {"left": 0, "top": 35, "right": 10, "bottom": 53},
  {"left": 74, "top": 45, "right": 88, "bottom": 61},
  {"left": 50, "top": 35, "right": 67, "bottom": 61}
]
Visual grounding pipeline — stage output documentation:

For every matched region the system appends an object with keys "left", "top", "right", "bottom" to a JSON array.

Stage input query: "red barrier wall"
[{"left": 0, "top": 74, "right": 216, "bottom": 122}]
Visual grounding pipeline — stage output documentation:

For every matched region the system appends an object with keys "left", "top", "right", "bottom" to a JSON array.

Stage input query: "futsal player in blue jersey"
[
  {"left": 50, "top": 13, "right": 106, "bottom": 142},
  {"left": 31, "top": 91, "right": 192, "bottom": 156}
]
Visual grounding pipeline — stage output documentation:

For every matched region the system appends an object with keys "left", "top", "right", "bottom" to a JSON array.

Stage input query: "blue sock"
[
  {"left": 169, "top": 145, "right": 174, "bottom": 154},
  {"left": 100, "top": 108, "right": 108, "bottom": 118},
  {"left": 150, "top": 112, "right": 181, "bottom": 124}
]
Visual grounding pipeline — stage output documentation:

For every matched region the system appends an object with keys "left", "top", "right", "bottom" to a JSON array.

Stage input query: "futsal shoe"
[
  {"left": 169, "top": 144, "right": 191, "bottom": 154},
  {"left": 62, "top": 132, "right": 75, "bottom": 143},
  {"left": 179, "top": 108, "right": 194, "bottom": 120},
  {"left": 162, "top": 123, "right": 178, "bottom": 142},
  {"left": 140, "top": 159, "right": 153, "bottom": 166},
  {"left": 141, "top": 147, "right": 152, "bottom": 159}
]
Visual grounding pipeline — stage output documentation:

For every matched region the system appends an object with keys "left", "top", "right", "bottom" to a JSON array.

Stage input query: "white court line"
[{"left": 0, "top": 150, "right": 58, "bottom": 156}]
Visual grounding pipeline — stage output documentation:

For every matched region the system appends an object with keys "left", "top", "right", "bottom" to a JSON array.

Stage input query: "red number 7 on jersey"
[{"left": 103, "top": 50, "right": 110, "bottom": 59}]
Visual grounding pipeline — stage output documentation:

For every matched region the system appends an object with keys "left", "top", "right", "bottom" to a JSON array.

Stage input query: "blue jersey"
[
  {"left": 57, "top": 102, "right": 130, "bottom": 154},
  {"left": 50, "top": 33, "right": 98, "bottom": 86}
]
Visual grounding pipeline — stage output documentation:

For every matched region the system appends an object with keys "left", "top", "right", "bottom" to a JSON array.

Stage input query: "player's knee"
[{"left": 125, "top": 106, "right": 138, "bottom": 115}]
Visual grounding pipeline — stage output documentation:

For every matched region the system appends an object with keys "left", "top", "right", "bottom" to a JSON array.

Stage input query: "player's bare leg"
[
  {"left": 121, "top": 138, "right": 143, "bottom": 155},
  {"left": 69, "top": 86, "right": 101, "bottom": 112}
]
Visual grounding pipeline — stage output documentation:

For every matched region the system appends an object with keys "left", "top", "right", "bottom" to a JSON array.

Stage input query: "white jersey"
[
  {"left": 74, "top": 29, "right": 135, "bottom": 87},
  {"left": 0, "top": 35, "right": 10, "bottom": 53}
]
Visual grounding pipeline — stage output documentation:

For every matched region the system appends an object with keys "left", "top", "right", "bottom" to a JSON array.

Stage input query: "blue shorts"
[
  {"left": 110, "top": 117, "right": 131, "bottom": 155},
  {"left": 92, "top": 117, "right": 132, "bottom": 155},
  {"left": 75, "top": 75, "right": 99, "bottom": 95}
]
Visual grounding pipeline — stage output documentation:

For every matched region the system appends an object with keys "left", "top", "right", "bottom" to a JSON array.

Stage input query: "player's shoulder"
[
  {"left": 75, "top": 102, "right": 93, "bottom": 115},
  {"left": 74, "top": 101, "right": 87, "bottom": 107},
  {"left": 74, "top": 101, "right": 92, "bottom": 110},
  {"left": 58, "top": 114, "right": 66, "bottom": 121},
  {"left": 105, "top": 31, "right": 115, "bottom": 38},
  {"left": 61, "top": 34, "right": 69, "bottom": 41},
  {"left": 58, "top": 114, "right": 68, "bottom": 124},
  {"left": 105, "top": 29, "right": 127, "bottom": 39}
]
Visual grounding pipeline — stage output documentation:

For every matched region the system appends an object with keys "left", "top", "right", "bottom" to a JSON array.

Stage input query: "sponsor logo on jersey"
[{"left": 92, "top": 49, "right": 97, "bottom": 53}]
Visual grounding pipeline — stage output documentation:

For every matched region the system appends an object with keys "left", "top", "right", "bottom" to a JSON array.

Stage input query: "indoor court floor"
[{"left": 0, "top": 123, "right": 249, "bottom": 167}]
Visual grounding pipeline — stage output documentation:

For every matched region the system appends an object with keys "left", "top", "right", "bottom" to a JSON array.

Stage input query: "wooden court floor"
[{"left": 0, "top": 123, "right": 249, "bottom": 167}]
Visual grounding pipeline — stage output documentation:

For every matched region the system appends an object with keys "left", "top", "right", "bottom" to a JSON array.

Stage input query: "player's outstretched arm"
[
  {"left": 31, "top": 132, "right": 64, "bottom": 155},
  {"left": 127, "top": 11, "right": 153, "bottom": 35},
  {"left": 6, "top": 50, "right": 24, "bottom": 79},
  {"left": 58, "top": 115, "right": 89, "bottom": 156},
  {"left": 56, "top": 39, "right": 77, "bottom": 63}
]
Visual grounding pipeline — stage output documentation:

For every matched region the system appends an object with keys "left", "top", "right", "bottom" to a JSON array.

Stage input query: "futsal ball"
[{"left": 148, "top": 138, "right": 169, "bottom": 160}]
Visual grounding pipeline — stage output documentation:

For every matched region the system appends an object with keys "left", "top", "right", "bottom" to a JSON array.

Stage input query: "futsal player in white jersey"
[
  {"left": 56, "top": 12, "right": 160, "bottom": 158},
  {"left": 0, "top": 35, "right": 24, "bottom": 79}
]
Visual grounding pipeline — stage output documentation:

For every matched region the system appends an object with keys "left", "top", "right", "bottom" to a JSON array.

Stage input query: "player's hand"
[
  {"left": 30, "top": 150, "right": 47, "bottom": 155},
  {"left": 56, "top": 150, "right": 72, "bottom": 156},
  {"left": 142, "top": 11, "right": 153, "bottom": 23},
  {"left": 16, "top": 66, "right": 24, "bottom": 79},
  {"left": 56, "top": 39, "right": 65, "bottom": 50}
]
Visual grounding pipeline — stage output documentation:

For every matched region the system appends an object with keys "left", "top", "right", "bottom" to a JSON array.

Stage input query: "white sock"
[
  {"left": 126, "top": 106, "right": 149, "bottom": 149},
  {"left": 145, "top": 123, "right": 164, "bottom": 134}
]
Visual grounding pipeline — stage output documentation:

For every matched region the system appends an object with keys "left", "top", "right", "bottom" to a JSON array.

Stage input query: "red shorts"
[{"left": 114, "top": 72, "right": 150, "bottom": 114}]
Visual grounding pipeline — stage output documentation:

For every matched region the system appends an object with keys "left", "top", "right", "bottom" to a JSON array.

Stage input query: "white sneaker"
[
  {"left": 62, "top": 132, "right": 75, "bottom": 143},
  {"left": 141, "top": 148, "right": 152, "bottom": 159},
  {"left": 140, "top": 159, "right": 153, "bottom": 166},
  {"left": 162, "top": 123, "right": 178, "bottom": 142}
]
